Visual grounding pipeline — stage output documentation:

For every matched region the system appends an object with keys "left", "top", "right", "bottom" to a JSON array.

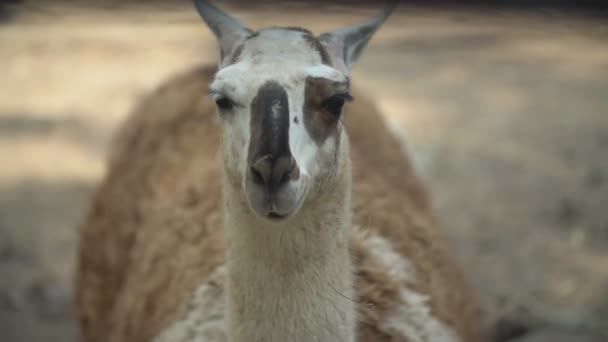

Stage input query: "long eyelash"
[
  {"left": 335, "top": 93, "right": 354, "bottom": 102},
  {"left": 209, "top": 91, "right": 242, "bottom": 109}
]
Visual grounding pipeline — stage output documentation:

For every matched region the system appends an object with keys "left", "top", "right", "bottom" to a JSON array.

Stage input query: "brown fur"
[
  {"left": 346, "top": 90, "right": 484, "bottom": 341},
  {"left": 303, "top": 76, "right": 349, "bottom": 144},
  {"left": 76, "top": 64, "right": 484, "bottom": 341},
  {"left": 227, "top": 43, "right": 245, "bottom": 64},
  {"left": 303, "top": 33, "right": 332, "bottom": 65}
]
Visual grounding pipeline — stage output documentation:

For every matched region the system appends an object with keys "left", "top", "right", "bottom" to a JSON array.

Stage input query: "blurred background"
[{"left": 0, "top": 1, "right": 607, "bottom": 341}]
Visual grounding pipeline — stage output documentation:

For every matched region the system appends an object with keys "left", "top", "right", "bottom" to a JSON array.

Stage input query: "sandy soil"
[{"left": 0, "top": 2, "right": 607, "bottom": 341}]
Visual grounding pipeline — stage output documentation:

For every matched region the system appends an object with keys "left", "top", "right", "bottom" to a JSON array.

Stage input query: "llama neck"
[{"left": 222, "top": 178, "right": 355, "bottom": 342}]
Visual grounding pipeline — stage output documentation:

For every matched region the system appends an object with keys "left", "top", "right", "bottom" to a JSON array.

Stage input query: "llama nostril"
[
  {"left": 250, "top": 155, "right": 295, "bottom": 190},
  {"left": 250, "top": 155, "right": 272, "bottom": 186},
  {"left": 274, "top": 156, "right": 295, "bottom": 186},
  {"left": 250, "top": 166, "right": 265, "bottom": 185},
  {"left": 279, "top": 170, "right": 290, "bottom": 186}
]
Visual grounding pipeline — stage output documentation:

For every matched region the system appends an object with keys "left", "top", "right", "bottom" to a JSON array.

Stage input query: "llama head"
[{"left": 195, "top": 0, "right": 395, "bottom": 221}]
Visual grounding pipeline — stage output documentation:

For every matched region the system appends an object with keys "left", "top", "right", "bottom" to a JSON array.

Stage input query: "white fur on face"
[{"left": 209, "top": 29, "right": 348, "bottom": 208}]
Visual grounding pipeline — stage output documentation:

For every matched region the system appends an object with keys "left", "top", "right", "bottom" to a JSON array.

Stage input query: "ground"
[{"left": 0, "top": 2, "right": 607, "bottom": 342}]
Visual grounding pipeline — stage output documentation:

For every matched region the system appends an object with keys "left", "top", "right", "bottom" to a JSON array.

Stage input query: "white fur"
[
  {"left": 362, "top": 234, "right": 460, "bottom": 342},
  {"left": 156, "top": 208, "right": 356, "bottom": 342},
  {"left": 361, "top": 232, "right": 418, "bottom": 283},
  {"left": 155, "top": 232, "right": 460, "bottom": 342},
  {"left": 154, "top": 266, "right": 227, "bottom": 342},
  {"left": 383, "top": 289, "right": 459, "bottom": 342},
  {"left": 305, "top": 64, "right": 347, "bottom": 82},
  {"left": 221, "top": 175, "right": 355, "bottom": 342},
  {"left": 210, "top": 30, "right": 345, "bottom": 182},
  {"left": 211, "top": 33, "right": 358, "bottom": 339}
]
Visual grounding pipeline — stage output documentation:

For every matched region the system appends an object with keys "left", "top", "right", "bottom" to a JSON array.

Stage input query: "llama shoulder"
[
  {"left": 76, "top": 65, "right": 224, "bottom": 342},
  {"left": 345, "top": 90, "right": 483, "bottom": 341}
]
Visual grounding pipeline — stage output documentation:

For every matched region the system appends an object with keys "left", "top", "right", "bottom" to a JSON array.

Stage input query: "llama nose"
[{"left": 250, "top": 154, "right": 295, "bottom": 191}]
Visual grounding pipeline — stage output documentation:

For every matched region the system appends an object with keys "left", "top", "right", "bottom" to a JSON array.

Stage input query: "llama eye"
[
  {"left": 322, "top": 93, "right": 353, "bottom": 118},
  {"left": 215, "top": 97, "right": 235, "bottom": 111}
]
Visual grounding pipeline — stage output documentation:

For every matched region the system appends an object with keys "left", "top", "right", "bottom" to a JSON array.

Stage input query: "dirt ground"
[{"left": 0, "top": 2, "right": 607, "bottom": 342}]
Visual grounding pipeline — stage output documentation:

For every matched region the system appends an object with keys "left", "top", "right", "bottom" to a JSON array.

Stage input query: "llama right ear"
[
  {"left": 193, "top": 0, "right": 253, "bottom": 65},
  {"left": 318, "top": 1, "right": 397, "bottom": 75}
]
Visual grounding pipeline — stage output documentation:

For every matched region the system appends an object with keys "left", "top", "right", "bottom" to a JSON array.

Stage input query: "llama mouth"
[{"left": 267, "top": 212, "right": 287, "bottom": 220}]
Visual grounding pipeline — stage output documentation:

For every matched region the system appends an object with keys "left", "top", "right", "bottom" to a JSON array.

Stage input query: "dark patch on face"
[
  {"left": 261, "top": 26, "right": 330, "bottom": 65},
  {"left": 293, "top": 116, "right": 299, "bottom": 124},
  {"left": 248, "top": 80, "right": 292, "bottom": 166},
  {"left": 303, "top": 76, "right": 349, "bottom": 145},
  {"left": 302, "top": 34, "right": 331, "bottom": 65},
  {"left": 228, "top": 43, "right": 245, "bottom": 64},
  {"left": 235, "top": 27, "right": 330, "bottom": 66},
  {"left": 222, "top": 31, "right": 260, "bottom": 65},
  {"left": 246, "top": 31, "right": 260, "bottom": 40},
  {"left": 284, "top": 26, "right": 313, "bottom": 35}
]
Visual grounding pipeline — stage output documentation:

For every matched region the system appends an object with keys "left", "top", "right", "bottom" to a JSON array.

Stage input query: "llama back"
[
  {"left": 346, "top": 95, "right": 483, "bottom": 341},
  {"left": 76, "top": 64, "right": 483, "bottom": 342},
  {"left": 76, "top": 65, "right": 226, "bottom": 342}
]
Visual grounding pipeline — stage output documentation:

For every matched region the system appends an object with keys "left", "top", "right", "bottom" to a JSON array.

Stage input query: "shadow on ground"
[{"left": 0, "top": 180, "right": 92, "bottom": 342}]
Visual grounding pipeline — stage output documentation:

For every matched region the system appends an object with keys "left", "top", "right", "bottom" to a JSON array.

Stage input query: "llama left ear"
[
  {"left": 318, "top": 1, "right": 397, "bottom": 74},
  {"left": 193, "top": 0, "right": 253, "bottom": 65}
]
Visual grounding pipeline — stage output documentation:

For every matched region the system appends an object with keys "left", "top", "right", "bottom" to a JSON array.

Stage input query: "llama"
[{"left": 75, "top": 1, "right": 486, "bottom": 341}]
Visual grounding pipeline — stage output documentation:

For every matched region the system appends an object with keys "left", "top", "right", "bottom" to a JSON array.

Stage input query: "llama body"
[{"left": 76, "top": 2, "right": 483, "bottom": 341}]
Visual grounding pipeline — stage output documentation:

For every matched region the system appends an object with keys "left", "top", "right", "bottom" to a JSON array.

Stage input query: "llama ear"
[
  {"left": 318, "top": 1, "right": 397, "bottom": 74},
  {"left": 193, "top": 0, "right": 253, "bottom": 65}
]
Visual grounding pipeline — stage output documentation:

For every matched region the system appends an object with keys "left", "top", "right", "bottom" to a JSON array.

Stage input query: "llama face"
[
  {"left": 194, "top": 0, "right": 395, "bottom": 221},
  {"left": 210, "top": 29, "right": 350, "bottom": 221}
]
